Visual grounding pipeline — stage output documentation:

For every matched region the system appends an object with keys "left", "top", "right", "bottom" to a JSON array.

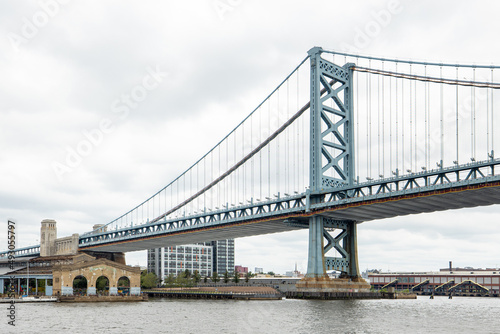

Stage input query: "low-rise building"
[
  {"left": 235, "top": 265, "right": 248, "bottom": 276},
  {"left": 369, "top": 269, "right": 500, "bottom": 296},
  {"left": 0, "top": 220, "right": 141, "bottom": 297}
]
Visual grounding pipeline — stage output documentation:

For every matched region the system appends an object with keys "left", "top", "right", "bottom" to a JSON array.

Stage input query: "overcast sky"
[{"left": 1, "top": 1, "right": 500, "bottom": 275}]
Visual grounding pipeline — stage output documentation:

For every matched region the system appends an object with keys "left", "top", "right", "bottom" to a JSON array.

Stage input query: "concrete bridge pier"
[
  {"left": 305, "top": 216, "right": 328, "bottom": 279},
  {"left": 297, "top": 216, "right": 370, "bottom": 293}
]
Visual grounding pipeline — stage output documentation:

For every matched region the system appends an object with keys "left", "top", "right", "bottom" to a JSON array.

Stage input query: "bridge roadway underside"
[
  {"left": 316, "top": 181, "right": 500, "bottom": 222},
  {"left": 79, "top": 181, "right": 500, "bottom": 253},
  {"left": 80, "top": 219, "right": 304, "bottom": 253}
]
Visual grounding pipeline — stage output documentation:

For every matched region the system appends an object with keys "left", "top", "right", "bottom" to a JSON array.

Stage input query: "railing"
[{"left": 0, "top": 245, "right": 40, "bottom": 259}]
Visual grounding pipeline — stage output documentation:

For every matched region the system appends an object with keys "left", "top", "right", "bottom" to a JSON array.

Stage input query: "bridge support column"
[
  {"left": 306, "top": 216, "right": 327, "bottom": 278},
  {"left": 305, "top": 217, "right": 361, "bottom": 279},
  {"left": 324, "top": 219, "right": 360, "bottom": 278},
  {"left": 298, "top": 217, "right": 369, "bottom": 293}
]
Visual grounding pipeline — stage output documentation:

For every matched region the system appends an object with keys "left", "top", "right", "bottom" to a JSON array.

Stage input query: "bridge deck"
[
  {"left": 79, "top": 178, "right": 500, "bottom": 253},
  {"left": 317, "top": 181, "right": 500, "bottom": 222}
]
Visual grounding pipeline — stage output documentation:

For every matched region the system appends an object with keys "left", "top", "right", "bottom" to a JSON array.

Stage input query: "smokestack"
[{"left": 449, "top": 261, "right": 452, "bottom": 272}]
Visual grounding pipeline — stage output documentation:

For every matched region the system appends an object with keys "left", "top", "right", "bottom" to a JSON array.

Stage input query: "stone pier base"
[{"left": 291, "top": 276, "right": 376, "bottom": 299}]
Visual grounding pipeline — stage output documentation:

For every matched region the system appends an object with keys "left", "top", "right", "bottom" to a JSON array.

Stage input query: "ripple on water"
[{"left": 3, "top": 296, "right": 500, "bottom": 334}]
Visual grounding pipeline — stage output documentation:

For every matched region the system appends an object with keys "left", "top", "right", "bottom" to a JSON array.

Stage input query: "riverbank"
[
  {"left": 0, "top": 296, "right": 58, "bottom": 303},
  {"left": 144, "top": 286, "right": 283, "bottom": 300},
  {"left": 58, "top": 295, "right": 148, "bottom": 302},
  {"left": 286, "top": 291, "right": 380, "bottom": 300}
]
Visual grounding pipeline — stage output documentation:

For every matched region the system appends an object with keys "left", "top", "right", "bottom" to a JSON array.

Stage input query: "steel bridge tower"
[{"left": 306, "top": 47, "right": 360, "bottom": 279}]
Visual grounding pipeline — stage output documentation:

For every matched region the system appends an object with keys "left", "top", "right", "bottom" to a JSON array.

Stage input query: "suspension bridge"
[{"left": 3, "top": 47, "right": 500, "bottom": 279}]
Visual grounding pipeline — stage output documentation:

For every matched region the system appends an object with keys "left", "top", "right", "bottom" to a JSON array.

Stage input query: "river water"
[{"left": 3, "top": 296, "right": 499, "bottom": 333}]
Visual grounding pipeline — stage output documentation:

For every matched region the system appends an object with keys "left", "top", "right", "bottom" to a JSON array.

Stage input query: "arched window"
[
  {"left": 95, "top": 276, "right": 109, "bottom": 296},
  {"left": 117, "top": 276, "right": 130, "bottom": 296},
  {"left": 73, "top": 275, "right": 88, "bottom": 296}
]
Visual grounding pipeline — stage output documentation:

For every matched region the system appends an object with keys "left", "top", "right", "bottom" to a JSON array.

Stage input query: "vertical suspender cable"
[
  {"left": 427, "top": 68, "right": 431, "bottom": 170},
  {"left": 259, "top": 105, "right": 262, "bottom": 200},
  {"left": 369, "top": 60, "right": 372, "bottom": 177},
  {"left": 297, "top": 69, "right": 300, "bottom": 191},
  {"left": 378, "top": 66, "right": 381, "bottom": 177},
  {"left": 472, "top": 67, "right": 476, "bottom": 159},
  {"left": 414, "top": 67, "right": 417, "bottom": 172},
  {"left": 234, "top": 130, "right": 237, "bottom": 204},
  {"left": 395, "top": 63, "right": 399, "bottom": 173},
  {"left": 440, "top": 66, "right": 444, "bottom": 166},
  {"left": 473, "top": 68, "right": 476, "bottom": 159},
  {"left": 242, "top": 122, "right": 246, "bottom": 202},
  {"left": 492, "top": 68, "right": 495, "bottom": 156},
  {"left": 210, "top": 152, "right": 213, "bottom": 208},
  {"left": 456, "top": 67, "right": 459, "bottom": 165},
  {"left": 402, "top": 67, "right": 405, "bottom": 172},
  {"left": 218, "top": 143, "right": 221, "bottom": 206},
  {"left": 277, "top": 89, "right": 280, "bottom": 195},
  {"left": 299, "top": 67, "right": 303, "bottom": 189},
  {"left": 268, "top": 101, "right": 271, "bottom": 197},
  {"left": 424, "top": 66, "right": 428, "bottom": 170},
  {"left": 389, "top": 65, "right": 392, "bottom": 175},
  {"left": 356, "top": 58, "right": 359, "bottom": 181},
  {"left": 487, "top": 69, "right": 490, "bottom": 155},
  {"left": 382, "top": 61, "right": 385, "bottom": 176},
  {"left": 251, "top": 114, "right": 254, "bottom": 199},
  {"left": 409, "top": 64, "right": 413, "bottom": 171},
  {"left": 367, "top": 62, "right": 370, "bottom": 178},
  {"left": 286, "top": 79, "right": 289, "bottom": 194}
]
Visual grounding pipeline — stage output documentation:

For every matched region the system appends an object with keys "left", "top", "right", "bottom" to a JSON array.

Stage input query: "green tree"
[
  {"left": 267, "top": 271, "right": 275, "bottom": 276},
  {"left": 183, "top": 269, "right": 192, "bottom": 279},
  {"left": 223, "top": 271, "right": 230, "bottom": 284},
  {"left": 176, "top": 271, "right": 189, "bottom": 287},
  {"left": 165, "top": 274, "right": 176, "bottom": 286},
  {"left": 212, "top": 271, "right": 220, "bottom": 284},
  {"left": 141, "top": 271, "right": 158, "bottom": 289},
  {"left": 193, "top": 270, "right": 201, "bottom": 285},
  {"left": 233, "top": 271, "right": 240, "bottom": 284},
  {"left": 203, "top": 276, "right": 208, "bottom": 283},
  {"left": 245, "top": 271, "right": 252, "bottom": 283}
]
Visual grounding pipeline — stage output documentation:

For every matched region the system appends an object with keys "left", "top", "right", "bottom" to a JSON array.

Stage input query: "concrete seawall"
[
  {"left": 58, "top": 295, "right": 148, "bottom": 302},
  {"left": 145, "top": 286, "right": 283, "bottom": 300},
  {"left": 286, "top": 291, "right": 380, "bottom": 300}
]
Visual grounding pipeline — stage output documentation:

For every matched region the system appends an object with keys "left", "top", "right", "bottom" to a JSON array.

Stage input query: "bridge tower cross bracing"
[{"left": 306, "top": 46, "right": 360, "bottom": 279}]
